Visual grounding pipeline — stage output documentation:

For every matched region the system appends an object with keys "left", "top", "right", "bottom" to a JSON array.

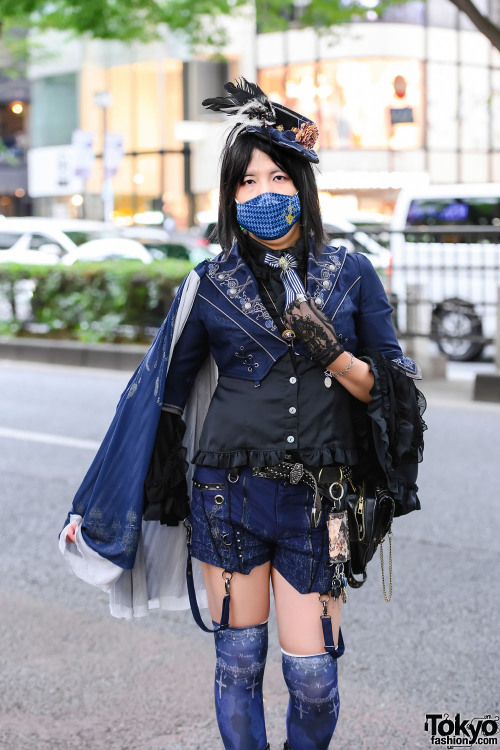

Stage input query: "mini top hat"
[{"left": 202, "top": 77, "right": 319, "bottom": 164}]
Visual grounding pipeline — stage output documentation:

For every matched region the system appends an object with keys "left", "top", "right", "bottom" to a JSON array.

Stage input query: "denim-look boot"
[
  {"left": 213, "top": 622, "right": 268, "bottom": 750},
  {"left": 282, "top": 652, "right": 340, "bottom": 750}
]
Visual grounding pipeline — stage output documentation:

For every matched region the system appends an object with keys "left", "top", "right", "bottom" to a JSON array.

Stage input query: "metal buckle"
[
  {"left": 222, "top": 569, "right": 233, "bottom": 595},
  {"left": 319, "top": 593, "right": 330, "bottom": 618},
  {"left": 289, "top": 462, "right": 304, "bottom": 484}
]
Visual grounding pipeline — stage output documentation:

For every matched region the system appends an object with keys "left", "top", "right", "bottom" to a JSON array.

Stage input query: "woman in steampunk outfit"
[{"left": 60, "top": 79, "right": 425, "bottom": 750}]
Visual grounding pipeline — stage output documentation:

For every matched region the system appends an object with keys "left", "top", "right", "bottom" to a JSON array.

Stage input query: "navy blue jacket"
[{"left": 165, "top": 241, "right": 403, "bottom": 410}]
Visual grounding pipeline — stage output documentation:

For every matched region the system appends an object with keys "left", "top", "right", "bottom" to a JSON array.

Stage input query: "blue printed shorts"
[{"left": 189, "top": 465, "right": 335, "bottom": 595}]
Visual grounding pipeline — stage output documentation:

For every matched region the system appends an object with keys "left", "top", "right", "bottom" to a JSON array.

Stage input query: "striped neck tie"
[{"left": 264, "top": 252, "right": 306, "bottom": 307}]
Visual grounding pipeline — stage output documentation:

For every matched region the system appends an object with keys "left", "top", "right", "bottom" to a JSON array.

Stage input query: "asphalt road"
[{"left": 1, "top": 360, "right": 499, "bottom": 750}]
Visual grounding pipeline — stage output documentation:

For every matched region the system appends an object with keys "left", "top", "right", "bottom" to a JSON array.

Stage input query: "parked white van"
[{"left": 390, "top": 183, "right": 500, "bottom": 360}]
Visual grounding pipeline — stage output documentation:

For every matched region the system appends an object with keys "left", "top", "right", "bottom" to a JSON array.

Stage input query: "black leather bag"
[
  {"left": 343, "top": 482, "right": 394, "bottom": 587},
  {"left": 317, "top": 469, "right": 395, "bottom": 590}
]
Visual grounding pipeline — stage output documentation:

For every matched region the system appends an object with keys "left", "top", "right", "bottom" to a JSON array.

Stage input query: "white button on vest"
[
  {"left": 289, "top": 406, "right": 296, "bottom": 414},
  {"left": 289, "top": 376, "right": 297, "bottom": 384},
  {"left": 287, "top": 435, "right": 295, "bottom": 443}
]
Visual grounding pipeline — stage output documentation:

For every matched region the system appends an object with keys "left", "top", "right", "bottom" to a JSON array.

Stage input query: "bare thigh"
[
  {"left": 201, "top": 560, "right": 272, "bottom": 628},
  {"left": 272, "top": 567, "right": 342, "bottom": 655}
]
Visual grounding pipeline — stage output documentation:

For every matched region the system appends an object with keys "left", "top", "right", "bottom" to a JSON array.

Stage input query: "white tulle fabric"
[
  {"left": 59, "top": 513, "right": 123, "bottom": 592},
  {"left": 59, "top": 269, "right": 218, "bottom": 619}
]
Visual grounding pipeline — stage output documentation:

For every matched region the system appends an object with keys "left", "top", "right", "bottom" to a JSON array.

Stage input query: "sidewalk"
[{"left": 0, "top": 336, "right": 148, "bottom": 371}]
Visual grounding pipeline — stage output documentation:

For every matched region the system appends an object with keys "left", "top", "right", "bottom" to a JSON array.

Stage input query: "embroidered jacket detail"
[
  {"left": 391, "top": 356, "right": 422, "bottom": 379},
  {"left": 198, "top": 294, "right": 278, "bottom": 361},
  {"left": 235, "top": 346, "right": 260, "bottom": 372},
  {"left": 307, "top": 246, "right": 346, "bottom": 310},
  {"left": 331, "top": 276, "right": 361, "bottom": 320},
  {"left": 208, "top": 260, "right": 278, "bottom": 333}
]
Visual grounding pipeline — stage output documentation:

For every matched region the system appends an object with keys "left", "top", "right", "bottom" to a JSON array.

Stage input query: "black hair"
[{"left": 216, "top": 128, "right": 325, "bottom": 258}]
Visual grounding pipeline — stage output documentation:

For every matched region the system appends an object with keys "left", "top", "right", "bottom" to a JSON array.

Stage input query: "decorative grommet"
[{"left": 214, "top": 494, "right": 224, "bottom": 505}]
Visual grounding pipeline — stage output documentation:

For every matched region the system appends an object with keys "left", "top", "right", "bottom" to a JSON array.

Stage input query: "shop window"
[
  {"left": 427, "top": 63, "right": 458, "bottom": 150},
  {"left": 259, "top": 58, "right": 423, "bottom": 151},
  {"left": 460, "top": 65, "right": 489, "bottom": 152}
]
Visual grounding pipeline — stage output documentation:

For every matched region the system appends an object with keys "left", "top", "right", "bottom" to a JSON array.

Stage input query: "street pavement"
[{"left": 0, "top": 360, "right": 499, "bottom": 750}]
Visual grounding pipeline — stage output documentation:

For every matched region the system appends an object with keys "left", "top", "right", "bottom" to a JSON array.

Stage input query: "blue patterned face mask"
[{"left": 236, "top": 191, "right": 301, "bottom": 240}]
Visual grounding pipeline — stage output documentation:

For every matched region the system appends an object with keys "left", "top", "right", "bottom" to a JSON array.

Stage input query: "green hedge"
[{"left": 0, "top": 259, "right": 194, "bottom": 342}]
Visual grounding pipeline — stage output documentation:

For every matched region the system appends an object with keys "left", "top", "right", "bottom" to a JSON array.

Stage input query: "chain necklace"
[{"left": 260, "top": 282, "right": 297, "bottom": 343}]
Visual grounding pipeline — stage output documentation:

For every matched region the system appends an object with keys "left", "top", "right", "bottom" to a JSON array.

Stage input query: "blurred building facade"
[
  {"left": 26, "top": 14, "right": 256, "bottom": 226},
  {"left": 256, "top": 0, "right": 499, "bottom": 220},
  {"left": 23, "top": 0, "right": 500, "bottom": 225},
  {"left": 0, "top": 58, "right": 30, "bottom": 216}
]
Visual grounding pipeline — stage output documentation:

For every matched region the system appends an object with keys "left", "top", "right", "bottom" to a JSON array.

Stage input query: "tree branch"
[{"left": 448, "top": 0, "right": 500, "bottom": 52}]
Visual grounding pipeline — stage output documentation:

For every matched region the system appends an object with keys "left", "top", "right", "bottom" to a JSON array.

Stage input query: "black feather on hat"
[{"left": 202, "top": 77, "right": 319, "bottom": 163}]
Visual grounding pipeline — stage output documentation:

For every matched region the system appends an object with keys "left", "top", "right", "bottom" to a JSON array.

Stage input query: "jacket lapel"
[
  {"left": 306, "top": 241, "right": 348, "bottom": 311},
  {"left": 206, "top": 243, "right": 285, "bottom": 344}
]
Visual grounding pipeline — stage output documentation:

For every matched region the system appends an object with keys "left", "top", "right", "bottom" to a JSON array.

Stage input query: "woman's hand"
[
  {"left": 65, "top": 520, "right": 78, "bottom": 543},
  {"left": 285, "top": 296, "right": 374, "bottom": 402},
  {"left": 284, "top": 297, "right": 344, "bottom": 368}
]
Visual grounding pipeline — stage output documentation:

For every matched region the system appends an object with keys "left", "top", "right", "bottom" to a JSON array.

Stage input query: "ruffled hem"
[
  {"left": 389, "top": 481, "right": 421, "bottom": 516},
  {"left": 193, "top": 443, "right": 358, "bottom": 468}
]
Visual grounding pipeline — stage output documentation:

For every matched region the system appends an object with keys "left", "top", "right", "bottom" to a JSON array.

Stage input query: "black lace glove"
[{"left": 284, "top": 297, "right": 344, "bottom": 368}]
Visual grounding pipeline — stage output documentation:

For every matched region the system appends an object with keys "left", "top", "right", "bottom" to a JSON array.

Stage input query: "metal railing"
[{"left": 328, "top": 225, "right": 500, "bottom": 360}]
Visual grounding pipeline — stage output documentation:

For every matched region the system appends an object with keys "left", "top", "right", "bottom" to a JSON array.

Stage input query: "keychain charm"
[{"left": 327, "top": 510, "right": 350, "bottom": 564}]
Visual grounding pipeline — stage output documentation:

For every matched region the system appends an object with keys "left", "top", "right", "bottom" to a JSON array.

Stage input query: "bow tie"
[{"left": 264, "top": 252, "right": 306, "bottom": 307}]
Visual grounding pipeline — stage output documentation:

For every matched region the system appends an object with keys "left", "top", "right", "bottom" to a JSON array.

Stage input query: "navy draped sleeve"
[{"left": 354, "top": 253, "right": 402, "bottom": 360}]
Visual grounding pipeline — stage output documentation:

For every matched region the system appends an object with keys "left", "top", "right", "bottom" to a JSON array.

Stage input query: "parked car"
[
  {"left": 0, "top": 217, "right": 127, "bottom": 265},
  {"left": 322, "top": 217, "right": 391, "bottom": 287},
  {"left": 121, "top": 225, "right": 215, "bottom": 264},
  {"left": 61, "top": 237, "right": 152, "bottom": 265},
  {"left": 390, "top": 183, "right": 500, "bottom": 360}
]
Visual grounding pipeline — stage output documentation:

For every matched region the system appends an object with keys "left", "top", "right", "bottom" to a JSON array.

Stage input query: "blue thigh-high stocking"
[
  {"left": 282, "top": 652, "right": 340, "bottom": 750},
  {"left": 213, "top": 622, "right": 268, "bottom": 750}
]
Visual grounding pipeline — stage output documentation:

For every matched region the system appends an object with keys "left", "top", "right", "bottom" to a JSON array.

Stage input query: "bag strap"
[
  {"left": 185, "top": 524, "right": 230, "bottom": 633},
  {"left": 347, "top": 569, "right": 367, "bottom": 588}
]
